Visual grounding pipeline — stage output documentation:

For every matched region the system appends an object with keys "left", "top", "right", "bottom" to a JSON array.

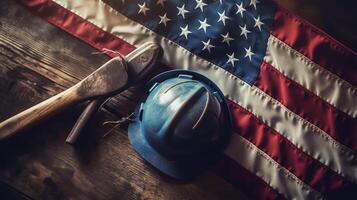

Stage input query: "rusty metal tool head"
[{"left": 65, "top": 42, "right": 162, "bottom": 144}]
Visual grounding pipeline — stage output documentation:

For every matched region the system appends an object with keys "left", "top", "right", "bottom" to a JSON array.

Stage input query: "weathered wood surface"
[
  {"left": 0, "top": 1, "right": 246, "bottom": 199},
  {"left": 0, "top": 56, "right": 129, "bottom": 141},
  {"left": 0, "top": 0, "right": 355, "bottom": 199}
]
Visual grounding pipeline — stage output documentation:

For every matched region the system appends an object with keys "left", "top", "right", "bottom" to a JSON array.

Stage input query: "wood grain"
[
  {"left": 0, "top": 84, "right": 80, "bottom": 140},
  {"left": 0, "top": 0, "right": 355, "bottom": 199},
  {"left": 0, "top": 1, "right": 246, "bottom": 200},
  {"left": 0, "top": 57, "right": 129, "bottom": 141}
]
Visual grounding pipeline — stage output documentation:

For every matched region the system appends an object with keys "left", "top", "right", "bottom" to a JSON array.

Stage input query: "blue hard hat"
[{"left": 128, "top": 70, "right": 232, "bottom": 179}]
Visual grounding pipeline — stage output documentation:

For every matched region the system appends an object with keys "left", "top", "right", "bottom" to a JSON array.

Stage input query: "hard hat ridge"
[{"left": 128, "top": 70, "right": 232, "bottom": 179}]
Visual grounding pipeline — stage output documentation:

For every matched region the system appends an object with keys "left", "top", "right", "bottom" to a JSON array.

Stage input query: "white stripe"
[
  {"left": 54, "top": 0, "right": 357, "bottom": 184},
  {"left": 265, "top": 35, "right": 357, "bottom": 118},
  {"left": 226, "top": 133, "right": 323, "bottom": 199}
]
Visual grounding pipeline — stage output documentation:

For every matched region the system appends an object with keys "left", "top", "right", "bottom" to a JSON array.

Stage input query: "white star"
[
  {"left": 217, "top": 10, "right": 230, "bottom": 26},
  {"left": 121, "top": 0, "right": 125, "bottom": 3},
  {"left": 239, "top": 25, "right": 251, "bottom": 39},
  {"left": 250, "top": 0, "right": 260, "bottom": 10},
  {"left": 202, "top": 39, "right": 214, "bottom": 53},
  {"left": 156, "top": 0, "right": 166, "bottom": 6},
  {"left": 226, "top": 52, "right": 239, "bottom": 66},
  {"left": 244, "top": 46, "right": 255, "bottom": 61},
  {"left": 198, "top": 18, "right": 211, "bottom": 33},
  {"left": 180, "top": 25, "right": 192, "bottom": 39},
  {"left": 221, "top": 32, "right": 234, "bottom": 46},
  {"left": 195, "top": 0, "right": 207, "bottom": 12},
  {"left": 235, "top": 2, "right": 246, "bottom": 17},
  {"left": 159, "top": 13, "right": 171, "bottom": 26},
  {"left": 253, "top": 16, "right": 264, "bottom": 31},
  {"left": 177, "top": 4, "right": 189, "bottom": 19},
  {"left": 138, "top": 2, "right": 150, "bottom": 15}
]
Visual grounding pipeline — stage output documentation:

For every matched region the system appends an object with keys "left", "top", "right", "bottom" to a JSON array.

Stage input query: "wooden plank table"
[{"left": 0, "top": 0, "right": 355, "bottom": 199}]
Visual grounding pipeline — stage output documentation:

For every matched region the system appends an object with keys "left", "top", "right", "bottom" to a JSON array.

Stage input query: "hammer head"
[
  {"left": 125, "top": 42, "right": 163, "bottom": 84},
  {"left": 66, "top": 42, "right": 162, "bottom": 144}
]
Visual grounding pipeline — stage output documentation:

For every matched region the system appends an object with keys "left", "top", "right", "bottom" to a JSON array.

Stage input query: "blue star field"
[{"left": 114, "top": 0, "right": 276, "bottom": 84}]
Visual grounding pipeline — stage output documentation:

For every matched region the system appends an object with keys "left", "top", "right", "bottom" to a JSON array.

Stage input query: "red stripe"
[
  {"left": 228, "top": 101, "right": 352, "bottom": 194},
  {"left": 19, "top": 0, "right": 284, "bottom": 198},
  {"left": 19, "top": 0, "right": 172, "bottom": 81},
  {"left": 214, "top": 156, "right": 286, "bottom": 200},
  {"left": 256, "top": 62, "right": 357, "bottom": 151},
  {"left": 19, "top": 0, "right": 135, "bottom": 58},
  {"left": 271, "top": 5, "right": 357, "bottom": 86},
  {"left": 18, "top": 0, "right": 356, "bottom": 197}
]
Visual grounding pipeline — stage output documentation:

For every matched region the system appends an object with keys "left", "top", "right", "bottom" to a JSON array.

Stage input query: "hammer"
[{"left": 0, "top": 42, "right": 162, "bottom": 142}]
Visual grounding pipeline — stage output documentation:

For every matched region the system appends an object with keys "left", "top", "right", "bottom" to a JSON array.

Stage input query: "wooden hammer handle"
[
  {"left": 0, "top": 85, "right": 81, "bottom": 140},
  {"left": 0, "top": 56, "right": 130, "bottom": 141}
]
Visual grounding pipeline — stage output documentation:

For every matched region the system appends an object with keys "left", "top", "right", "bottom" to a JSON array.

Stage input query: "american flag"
[{"left": 20, "top": 0, "right": 357, "bottom": 199}]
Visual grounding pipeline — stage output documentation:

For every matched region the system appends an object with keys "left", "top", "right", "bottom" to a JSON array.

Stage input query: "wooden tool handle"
[
  {"left": 0, "top": 85, "right": 80, "bottom": 140},
  {"left": 0, "top": 56, "right": 128, "bottom": 141}
]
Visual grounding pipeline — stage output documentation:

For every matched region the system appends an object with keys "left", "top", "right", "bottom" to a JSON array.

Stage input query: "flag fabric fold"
[{"left": 19, "top": 0, "right": 357, "bottom": 199}]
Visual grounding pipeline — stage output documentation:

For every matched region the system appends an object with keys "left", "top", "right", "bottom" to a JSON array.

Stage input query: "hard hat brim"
[
  {"left": 128, "top": 69, "right": 232, "bottom": 180},
  {"left": 128, "top": 117, "right": 220, "bottom": 180}
]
